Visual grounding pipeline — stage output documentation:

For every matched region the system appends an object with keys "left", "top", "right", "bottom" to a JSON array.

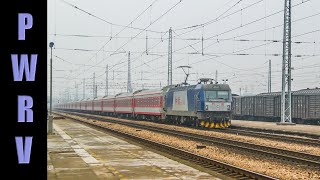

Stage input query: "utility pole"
[
  {"left": 146, "top": 33, "right": 148, "bottom": 55},
  {"left": 67, "top": 89, "right": 70, "bottom": 102},
  {"left": 95, "top": 84, "right": 98, "bottom": 98},
  {"left": 268, "top": 60, "right": 272, "bottom": 93},
  {"left": 93, "top": 73, "right": 95, "bottom": 98},
  {"left": 127, "top": 51, "right": 132, "bottom": 93},
  {"left": 279, "top": 0, "right": 294, "bottom": 125},
  {"left": 48, "top": 42, "right": 54, "bottom": 134},
  {"left": 75, "top": 82, "right": 78, "bottom": 101},
  {"left": 215, "top": 70, "right": 218, "bottom": 83},
  {"left": 105, "top": 65, "right": 108, "bottom": 96},
  {"left": 201, "top": 35, "right": 204, "bottom": 56},
  {"left": 83, "top": 78, "right": 85, "bottom": 100},
  {"left": 168, "top": 27, "right": 173, "bottom": 85}
]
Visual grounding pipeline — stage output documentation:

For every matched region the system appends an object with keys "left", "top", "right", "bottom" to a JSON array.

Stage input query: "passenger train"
[{"left": 56, "top": 78, "right": 233, "bottom": 128}]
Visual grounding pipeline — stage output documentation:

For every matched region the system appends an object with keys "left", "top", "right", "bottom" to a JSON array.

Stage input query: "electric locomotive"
[{"left": 163, "top": 78, "right": 232, "bottom": 128}]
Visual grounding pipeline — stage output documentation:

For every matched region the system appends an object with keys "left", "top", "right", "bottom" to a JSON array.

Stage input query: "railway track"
[
  {"left": 55, "top": 112, "right": 276, "bottom": 180},
  {"left": 57, "top": 111, "right": 320, "bottom": 169},
  {"left": 228, "top": 126, "right": 320, "bottom": 142},
  {"left": 215, "top": 128, "right": 320, "bottom": 147}
]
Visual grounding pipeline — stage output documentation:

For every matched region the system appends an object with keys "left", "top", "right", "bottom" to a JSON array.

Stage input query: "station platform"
[
  {"left": 231, "top": 120, "right": 320, "bottom": 137},
  {"left": 48, "top": 119, "right": 216, "bottom": 180}
]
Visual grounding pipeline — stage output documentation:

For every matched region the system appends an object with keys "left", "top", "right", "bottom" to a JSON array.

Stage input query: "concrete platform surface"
[
  {"left": 232, "top": 120, "right": 320, "bottom": 136},
  {"left": 48, "top": 119, "right": 217, "bottom": 180}
]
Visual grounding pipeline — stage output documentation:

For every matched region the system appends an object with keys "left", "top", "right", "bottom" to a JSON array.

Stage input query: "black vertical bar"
[{"left": 0, "top": 0, "right": 47, "bottom": 178}]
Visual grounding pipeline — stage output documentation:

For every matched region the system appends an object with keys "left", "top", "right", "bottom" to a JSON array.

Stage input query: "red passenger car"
[{"left": 133, "top": 89, "right": 163, "bottom": 120}]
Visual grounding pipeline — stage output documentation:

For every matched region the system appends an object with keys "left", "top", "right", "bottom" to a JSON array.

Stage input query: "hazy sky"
[{"left": 48, "top": 0, "right": 320, "bottom": 103}]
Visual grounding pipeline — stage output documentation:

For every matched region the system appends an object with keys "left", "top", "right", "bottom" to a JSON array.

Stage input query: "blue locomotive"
[{"left": 163, "top": 78, "right": 232, "bottom": 128}]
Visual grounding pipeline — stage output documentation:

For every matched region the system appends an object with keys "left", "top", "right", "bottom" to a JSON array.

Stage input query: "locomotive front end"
[{"left": 199, "top": 84, "right": 232, "bottom": 128}]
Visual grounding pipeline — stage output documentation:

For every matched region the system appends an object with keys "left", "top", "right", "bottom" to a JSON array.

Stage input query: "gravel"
[
  {"left": 67, "top": 112, "right": 320, "bottom": 156},
  {"left": 59, "top": 112, "right": 320, "bottom": 180}
]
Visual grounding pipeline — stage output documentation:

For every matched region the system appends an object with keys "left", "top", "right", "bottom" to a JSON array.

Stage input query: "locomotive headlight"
[{"left": 205, "top": 105, "right": 208, "bottom": 110}]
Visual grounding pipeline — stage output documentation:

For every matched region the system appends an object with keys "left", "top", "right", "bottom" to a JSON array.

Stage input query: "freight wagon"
[{"left": 232, "top": 88, "right": 320, "bottom": 125}]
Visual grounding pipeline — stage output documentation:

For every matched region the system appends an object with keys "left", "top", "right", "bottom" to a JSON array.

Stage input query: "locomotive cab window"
[
  {"left": 217, "top": 91, "right": 229, "bottom": 99},
  {"left": 205, "top": 91, "right": 229, "bottom": 101},
  {"left": 205, "top": 91, "right": 217, "bottom": 100}
]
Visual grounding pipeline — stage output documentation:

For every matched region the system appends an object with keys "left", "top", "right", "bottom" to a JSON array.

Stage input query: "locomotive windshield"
[{"left": 205, "top": 91, "right": 229, "bottom": 101}]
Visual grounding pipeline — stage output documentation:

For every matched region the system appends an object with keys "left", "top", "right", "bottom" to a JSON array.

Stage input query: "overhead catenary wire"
[
  {"left": 53, "top": 0, "right": 319, "bottom": 96},
  {"left": 57, "top": 21, "right": 319, "bottom": 85},
  {"left": 50, "top": 33, "right": 320, "bottom": 44},
  {"left": 59, "top": 0, "right": 164, "bottom": 34},
  {"left": 110, "top": 2, "right": 299, "bottom": 75},
  {"left": 174, "top": 0, "right": 248, "bottom": 31},
  {"left": 173, "top": 0, "right": 264, "bottom": 36},
  {"left": 159, "top": 12, "right": 320, "bottom": 71},
  {"left": 65, "top": 0, "right": 183, "bottom": 83},
  {"left": 106, "top": 0, "right": 183, "bottom": 70},
  {"left": 54, "top": 0, "right": 315, "bottom": 76},
  {"left": 137, "top": 28, "right": 319, "bottom": 81},
  {"left": 130, "top": 15, "right": 320, "bottom": 74},
  {"left": 63, "top": 0, "right": 167, "bottom": 80},
  {"left": 173, "top": 0, "right": 312, "bottom": 55},
  {"left": 87, "top": 1, "right": 181, "bottom": 76}
]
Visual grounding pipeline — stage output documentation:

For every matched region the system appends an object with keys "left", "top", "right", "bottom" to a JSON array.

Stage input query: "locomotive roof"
[
  {"left": 203, "top": 84, "right": 231, "bottom": 91},
  {"left": 167, "top": 83, "right": 231, "bottom": 91},
  {"left": 169, "top": 84, "right": 197, "bottom": 91}
]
